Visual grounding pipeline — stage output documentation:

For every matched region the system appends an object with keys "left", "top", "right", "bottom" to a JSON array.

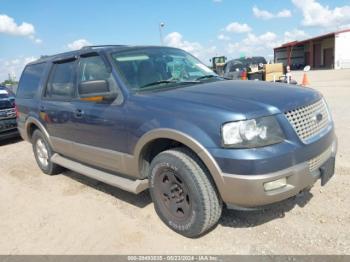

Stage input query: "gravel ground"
[{"left": 0, "top": 69, "right": 349, "bottom": 255}]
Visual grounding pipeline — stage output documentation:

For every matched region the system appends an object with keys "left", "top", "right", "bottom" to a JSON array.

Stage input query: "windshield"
[
  {"left": 111, "top": 48, "right": 218, "bottom": 91},
  {"left": 0, "top": 89, "right": 10, "bottom": 99}
]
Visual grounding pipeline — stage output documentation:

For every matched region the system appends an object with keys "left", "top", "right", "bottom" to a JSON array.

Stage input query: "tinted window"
[
  {"left": 79, "top": 55, "right": 110, "bottom": 82},
  {"left": 17, "top": 63, "right": 46, "bottom": 99},
  {"left": 45, "top": 60, "right": 76, "bottom": 99}
]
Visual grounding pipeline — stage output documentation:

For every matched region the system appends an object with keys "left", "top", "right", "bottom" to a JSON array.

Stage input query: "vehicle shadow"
[
  {"left": 219, "top": 190, "right": 313, "bottom": 228},
  {"left": 0, "top": 136, "right": 22, "bottom": 146},
  {"left": 62, "top": 170, "right": 152, "bottom": 208},
  {"left": 59, "top": 168, "right": 313, "bottom": 226}
]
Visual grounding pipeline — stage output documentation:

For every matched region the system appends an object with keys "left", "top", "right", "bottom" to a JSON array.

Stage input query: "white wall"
[{"left": 335, "top": 31, "right": 350, "bottom": 69}]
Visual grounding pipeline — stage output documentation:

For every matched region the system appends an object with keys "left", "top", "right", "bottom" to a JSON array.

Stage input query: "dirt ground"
[{"left": 0, "top": 69, "right": 349, "bottom": 255}]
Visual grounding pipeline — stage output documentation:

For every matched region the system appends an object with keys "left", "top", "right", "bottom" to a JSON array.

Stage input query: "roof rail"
[{"left": 81, "top": 45, "right": 126, "bottom": 50}]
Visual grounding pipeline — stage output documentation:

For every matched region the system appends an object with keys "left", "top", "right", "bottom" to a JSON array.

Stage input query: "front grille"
[
  {"left": 285, "top": 99, "right": 330, "bottom": 143},
  {"left": 308, "top": 146, "right": 332, "bottom": 172},
  {"left": 0, "top": 108, "right": 16, "bottom": 120},
  {"left": 0, "top": 100, "right": 12, "bottom": 110}
]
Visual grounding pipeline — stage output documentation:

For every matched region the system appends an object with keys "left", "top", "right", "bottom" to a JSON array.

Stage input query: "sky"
[{"left": 1, "top": 0, "right": 350, "bottom": 82}]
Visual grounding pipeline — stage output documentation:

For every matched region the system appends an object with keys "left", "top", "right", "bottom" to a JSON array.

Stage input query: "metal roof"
[{"left": 274, "top": 28, "right": 350, "bottom": 50}]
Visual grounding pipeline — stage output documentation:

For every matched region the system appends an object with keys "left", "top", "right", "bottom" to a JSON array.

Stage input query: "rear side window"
[
  {"left": 45, "top": 60, "right": 76, "bottom": 99},
  {"left": 17, "top": 63, "right": 46, "bottom": 99}
]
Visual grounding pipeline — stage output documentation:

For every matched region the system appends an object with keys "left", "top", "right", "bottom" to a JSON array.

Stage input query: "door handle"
[{"left": 74, "top": 109, "right": 84, "bottom": 118}]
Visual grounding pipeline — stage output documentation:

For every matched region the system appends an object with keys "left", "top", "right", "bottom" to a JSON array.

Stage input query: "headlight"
[{"left": 221, "top": 116, "right": 284, "bottom": 148}]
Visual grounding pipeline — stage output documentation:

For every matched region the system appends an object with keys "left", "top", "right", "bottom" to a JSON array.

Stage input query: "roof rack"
[{"left": 81, "top": 45, "right": 126, "bottom": 50}]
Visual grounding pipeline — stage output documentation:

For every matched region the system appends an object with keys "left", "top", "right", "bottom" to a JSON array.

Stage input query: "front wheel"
[{"left": 149, "top": 147, "right": 222, "bottom": 238}]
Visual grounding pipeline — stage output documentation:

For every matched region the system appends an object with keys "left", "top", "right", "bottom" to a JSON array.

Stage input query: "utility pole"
[{"left": 159, "top": 22, "right": 165, "bottom": 45}]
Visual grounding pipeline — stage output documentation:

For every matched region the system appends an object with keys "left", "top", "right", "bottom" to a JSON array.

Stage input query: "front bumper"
[{"left": 220, "top": 138, "right": 337, "bottom": 208}]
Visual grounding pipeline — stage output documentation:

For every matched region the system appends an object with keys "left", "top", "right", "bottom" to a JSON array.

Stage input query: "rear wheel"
[
  {"left": 149, "top": 147, "right": 222, "bottom": 238},
  {"left": 32, "top": 129, "right": 63, "bottom": 175}
]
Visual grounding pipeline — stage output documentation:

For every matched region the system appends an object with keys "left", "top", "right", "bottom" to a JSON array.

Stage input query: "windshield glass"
[
  {"left": 0, "top": 89, "right": 9, "bottom": 99},
  {"left": 111, "top": 48, "right": 217, "bottom": 91}
]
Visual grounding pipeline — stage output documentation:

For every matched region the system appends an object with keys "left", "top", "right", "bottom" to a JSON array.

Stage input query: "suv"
[
  {"left": 0, "top": 86, "right": 18, "bottom": 140},
  {"left": 16, "top": 46, "right": 337, "bottom": 237}
]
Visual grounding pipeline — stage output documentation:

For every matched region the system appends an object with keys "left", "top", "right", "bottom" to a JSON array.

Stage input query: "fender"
[
  {"left": 24, "top": 117, "right": 54, "bottom": 148},
  {"left": 133, "top": 128, "right": 226, "bottom": 192}
]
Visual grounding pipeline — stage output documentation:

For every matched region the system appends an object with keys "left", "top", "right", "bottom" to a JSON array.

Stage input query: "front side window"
[
  {"left": 78, "top": 54, "right": 118, "bottom": 96},
  {"left": 78, "top": 55, "right": 110, "bottom": 82},
  {"left": 17, "top": 63, "right": 46, "bottom": 99},
  {"left": 111, "top": 48, "right": 219, "bottom": 91},
  {"left": 45, "top": 60, "right": 76, "bottom": 99}
]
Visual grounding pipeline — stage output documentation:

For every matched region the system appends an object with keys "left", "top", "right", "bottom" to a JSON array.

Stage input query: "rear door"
[{"left": 40, "top": 58, "right": 78, "bottom": 157}]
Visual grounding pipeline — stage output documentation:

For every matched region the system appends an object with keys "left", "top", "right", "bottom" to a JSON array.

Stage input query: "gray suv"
[{"left": 16, "top": 45, "right": 337, "bottom": 237}]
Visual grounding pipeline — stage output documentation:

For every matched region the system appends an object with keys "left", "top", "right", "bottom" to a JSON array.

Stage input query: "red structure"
[{"left": 274, "top": 29, "right": 350, "bottom": 69}]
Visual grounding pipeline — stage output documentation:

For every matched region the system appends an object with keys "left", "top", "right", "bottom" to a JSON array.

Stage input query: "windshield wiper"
[
  {"left": 140, "top": 80, "right": 177, "bottom": 88},
  {"left": 195, "top": 75, "right": 220, "bottom": 81},
  {"left": 140, "top": 80, "right": 200, "bottom": 89}
]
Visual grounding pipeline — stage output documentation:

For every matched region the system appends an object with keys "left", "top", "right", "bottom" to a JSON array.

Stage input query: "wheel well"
[
  {"left": 27, "top": 123, "right": 39, "bottom": 142},
  {"left": 138, "top": 138, "right": 220, "bottom": 200},
  {"left": 139, "top": 138, "right": 190, "bottom": 178}
]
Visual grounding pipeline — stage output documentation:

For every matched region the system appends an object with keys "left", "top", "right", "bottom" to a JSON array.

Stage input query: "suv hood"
[{"left": 151, "top": 80, "right": 321, "bottom": 118}]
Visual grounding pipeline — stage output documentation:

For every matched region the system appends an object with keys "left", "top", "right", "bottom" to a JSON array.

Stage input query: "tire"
[
  {"left": 32, "top": 129, "right": 63, "bottom": 175},
  {"left": 149, "top": 147, "right": 222, "bottom": 238}
]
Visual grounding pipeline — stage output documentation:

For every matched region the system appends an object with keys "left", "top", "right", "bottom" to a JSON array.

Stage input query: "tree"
[{"left": 1, "top": 74, "right": 18, "bottom": 86}]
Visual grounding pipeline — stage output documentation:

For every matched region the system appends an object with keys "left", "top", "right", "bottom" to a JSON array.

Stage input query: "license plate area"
[{"left": 320, "top": 157, "right": 335, "bottom": 186}]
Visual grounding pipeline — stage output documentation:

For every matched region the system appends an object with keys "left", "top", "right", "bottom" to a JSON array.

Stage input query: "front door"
[{"left": 69, "top": 53, "right": 128, "bottom": 172}]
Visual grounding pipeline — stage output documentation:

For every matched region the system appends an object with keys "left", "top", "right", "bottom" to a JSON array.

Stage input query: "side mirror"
[
  {"left": 79, "top": 80, "right": 117, "bottom": 101},
  {"left": 304, "top": 65, "right": 311, "bottom": 72}
]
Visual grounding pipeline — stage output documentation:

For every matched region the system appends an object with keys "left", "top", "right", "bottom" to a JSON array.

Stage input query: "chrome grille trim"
[
  {"left": 285, "top": 99, "right": 330, "bottom": 143},
  {"left": 308, "top": 146, "right": 332, "bottom": 172},
  {"left": 0, "top": 108, "right": 16, "bottom": 120}
]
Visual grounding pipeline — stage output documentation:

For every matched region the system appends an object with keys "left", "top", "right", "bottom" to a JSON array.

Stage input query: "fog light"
[{"left": 264, "top": 177, "right": 287, "bottom": 191}]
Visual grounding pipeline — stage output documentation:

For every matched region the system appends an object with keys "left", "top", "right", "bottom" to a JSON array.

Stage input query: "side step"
[{"left": 51, "top": 153, "right": 148, "bottom": 194}]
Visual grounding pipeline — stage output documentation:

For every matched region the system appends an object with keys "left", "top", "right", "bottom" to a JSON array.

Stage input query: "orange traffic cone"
[{"left": 301, "top": 73, "right": 310, "bottom": 86}]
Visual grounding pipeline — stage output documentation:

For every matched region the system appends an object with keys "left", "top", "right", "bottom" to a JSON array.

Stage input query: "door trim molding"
[{"left": 50, "top": 136, "right": 137, "bottom": 177}]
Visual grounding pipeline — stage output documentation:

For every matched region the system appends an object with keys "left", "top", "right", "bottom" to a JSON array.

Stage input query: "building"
[{"left": 274, "top": 29, "right": 350, "bottom": 70}]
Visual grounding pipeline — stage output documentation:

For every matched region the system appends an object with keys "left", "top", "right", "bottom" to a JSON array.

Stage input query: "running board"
[{"left": 51, "top": 153, "right": 148, "bottom": 194}]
